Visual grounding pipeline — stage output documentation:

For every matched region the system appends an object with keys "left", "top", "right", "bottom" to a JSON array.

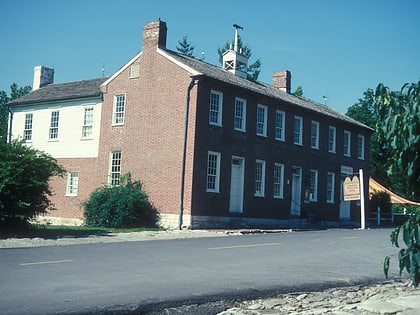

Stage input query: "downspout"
[
  {"left": 7, "top": 106, "right": 13, "bottom": 143},
  {"left": 179, "top": 75, "right": 199, "bottom": 230}
]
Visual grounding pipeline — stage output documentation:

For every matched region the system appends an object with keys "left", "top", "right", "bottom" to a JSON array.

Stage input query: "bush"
[
  {"left": 0, "top": 139, "right": 65, "bottom": 227},
  {"left": 84, "top": 173, "right": 159, "bottom": 228},
  {"left": 369, "top": 191, "right": 392, "bottom": 214}
]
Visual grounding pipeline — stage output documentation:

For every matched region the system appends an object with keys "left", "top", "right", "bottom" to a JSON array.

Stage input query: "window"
[
  {"left": 109, "top": 151, "right": 122, "bottom": 186},
  {"left": 49, "top": 111, "right": 59, "bottom": 140},
  {"left": 234, "top": 97, "right": 246, "bottom": 131},
  {"left": 130, "top": 63, "right": 140, "bottom": 78},
  {"left": 273, "top": 163, "right": 284, "bottom": 198},
  {"left": 82, "top": 107, "right": 94, "bottom": 138},
  {"left": 255, "top": 160, "right": 266, "bottom": 197},
  {"left": 66, "top": 172, "right": 79, "bottom": 196},
  {"left": 294, "top": 116, "right": 303, "bottom": 145},
  {"left": 344, "top": 130, "right": 351, "bottom": 157},
  {"left": 275, "top": 110, "right": 285, "bottom": 141},
  {"left": 206, "top": 151, "right": 221, "bottom": 192},
  {"left": 23, "top": 113, "right": 33, "bottom": 141},
  {"left": 113, "top": 94, "right": 125, "bottom": 125},
  {"left": 327, "top": 172, "right": 335, "bottom": 203},
  {"left": 358, "top": 135, "right": 365, "bottom": 160},
  {"left": 256, "top": 104, "right": 267, "bottom": 136},
  {"left": 209, "top": 90, "right": 223, "bottom": 126},
  {"left": 309, "top": 169, "right": 318, "bottom": 201},
  {"left": 311, "top": 121, "right": 319, "bottom": 149},
  {"left": 328, "top": 126, "right": 336, "bottom": 153}
]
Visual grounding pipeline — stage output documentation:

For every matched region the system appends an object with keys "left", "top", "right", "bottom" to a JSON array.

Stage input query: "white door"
[
  {"left": 339, "top": 179, "right": 351, "bottom": 219},
  {"left": 229, "top": 157, "right": 244, "bottom": 213},
  {"left": 290, "top": 167, "right": 302, "bottom": 216}
]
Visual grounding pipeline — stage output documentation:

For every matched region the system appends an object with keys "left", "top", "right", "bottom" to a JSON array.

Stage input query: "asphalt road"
[{"left": 0, "top": 228, "right": 401, "bottom": 314}]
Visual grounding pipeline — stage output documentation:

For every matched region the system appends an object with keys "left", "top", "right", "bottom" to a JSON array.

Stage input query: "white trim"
[
  {"left": 256, "top": 104, "right": 268, "bottom": 137},
  {"left": 206, "top": 151, "right": 221, "bottom": 193},
  {"left": 157, "top": 48, "right": 202, "bottom": 76},
  {"left": 327, "top": 172, "right": 335, "bottom": 203},
  {"left": 275, "top": 110, "right": 285, "bottom": 141},
  {"left": 311, "top": 120, "right": 320, "bottom": 149},
  {"left": 101, "top": 51, "right": 143, "bottom": 89},
  {"left": 254, "top": 159, "right": 266, "bottom": 197},
  {"left": 344, "top": 130, "right": 351, "bottom": 157}
]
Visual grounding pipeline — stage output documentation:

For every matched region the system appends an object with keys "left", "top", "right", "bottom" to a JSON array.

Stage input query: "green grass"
[{"left": 0, "top": 224, "right": 164, "bottom": 239}]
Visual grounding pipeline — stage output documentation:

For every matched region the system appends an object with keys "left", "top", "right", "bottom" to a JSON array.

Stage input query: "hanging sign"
[{"left": 343, "top": 176, "right": 360, "bottom": 201}]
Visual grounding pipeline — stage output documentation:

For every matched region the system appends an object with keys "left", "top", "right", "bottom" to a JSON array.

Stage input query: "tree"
[
  {"left": 375, "top": 81, "right": 420, "bottom": 200},
  {"left": 217, "top": 35, "right": 262, "bottom": 81},
  {"left": 293, "top": 86, "right": 303, "bottom": 97},
  {"left": 1, "top": 83, "right": 31, "bottom": 142},
  {"left": 0, "top": 139, "right": 65, "bottom": 227},
  {"left": 176, "top": 35, "right": 195, "bottom": 57}
]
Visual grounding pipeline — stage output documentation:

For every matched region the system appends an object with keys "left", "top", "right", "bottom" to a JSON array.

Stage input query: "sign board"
[{"left": 343, "top": 176, "right": 360, "bottom": 201}]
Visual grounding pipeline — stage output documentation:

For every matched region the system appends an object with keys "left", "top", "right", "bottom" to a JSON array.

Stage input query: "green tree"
[
  {"left": 293, "top": 86, "right": 303, "bottom": 97},
  {"left": 176, "top": 35, "right": 195, "bottom": 57},
  {"left": 375, "top": 81, "right": 420, "bottom": 200},
  {"left": 0, "top": 139, "right": 65, "bottom": 227},
  {"left": 1, "top": 83, "right": 31, "bottom": 142},
  {"left": 217, "top": 35, "right": 262, "bottom": 81}
]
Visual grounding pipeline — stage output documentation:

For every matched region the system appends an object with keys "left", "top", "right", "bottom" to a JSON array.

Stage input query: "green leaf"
[{"left": 383, "top": 256, "right": 391, "bottom": 278}]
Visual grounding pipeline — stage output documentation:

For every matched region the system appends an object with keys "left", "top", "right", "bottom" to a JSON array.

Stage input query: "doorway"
[
  {"left": 339, "top": 178, "right": 351, "bottom": 219},
  {"left": 290, "top": 166, "right": 302, "bottom": 216},
  {"left": 229, "top": 157, "right": 245, "bottom": 213}
]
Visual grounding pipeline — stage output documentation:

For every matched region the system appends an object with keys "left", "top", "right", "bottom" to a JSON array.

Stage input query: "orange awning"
[{"left": 369, "top": 178, "right": 420, "bottom": 205}]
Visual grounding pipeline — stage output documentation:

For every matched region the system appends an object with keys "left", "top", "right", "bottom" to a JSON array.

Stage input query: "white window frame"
[
  {"left": 206, "top": 151, "right": 221, "bottom": 192},
  {"left": 326, "top": 172, "right": 335, "bottom": 203},
  {"left": 113, "top": 94, "right": 126, "bottom": 125},
  {"left": 309, "top": 169, "right": 318, "bottom": 202},
  {"left": 24, "top": 112, "right": 33, "bottom": 142},
  {"left": 273, "top": 163, "right": 284, "bottom": 199},
  {"left": 311, "top": 120, "right": 320, "bottom": 149},
  {"left": 294, "top": 116, "right": 303, "bottom": 145},
  {"left": 328, "top": 126, "right": 336, "bottom": 153},
  {"left": 344, "top": 130, "right": 351, "bottom": 157},
  {"left": 209, "top": 90, "right": 223, "bottom": 126},
  {"left": 234, "top": 97, "right": 246, "bottom": 132},
  {"left": 358, "top": 134, "right": 365, "bottom": 160},
  {"left": 49, "top": 110, "right": 60, "bottom": 140},
  {"left": 66, "top": 172, "right": 79, "bottom": 196},
  {"left": 108, "top": 151, "right": 122, "bottom": 186},
  {"left": 256, "top": 104, "right": 267, "bottom": 137},
  {"left": 82, "top": 106, "right": 94, "bottom": 139},
  {"left": 275, "top": 110, "right": 285, "bottom": 141},
  {"left": 254, "top": 159, "right": 266, "bottom": 197}
]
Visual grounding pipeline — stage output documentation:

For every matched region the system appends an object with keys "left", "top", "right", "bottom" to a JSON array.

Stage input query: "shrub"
[
  {"left": 84, "top": 173, "right": 159, "bottom": 228},
  {"left": 369, "top": 191, "right": 392, "bottom": 214},
  {"left": 383, "top": 207, "right": 420, "bottom": 287},
  {"left": 0, "top": 139, "right": 65, "bottom": 227}
]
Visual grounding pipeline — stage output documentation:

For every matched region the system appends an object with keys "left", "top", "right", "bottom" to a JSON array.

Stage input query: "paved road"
[{"left": 0, "top": 228, "right": 399, "bottom": 314}]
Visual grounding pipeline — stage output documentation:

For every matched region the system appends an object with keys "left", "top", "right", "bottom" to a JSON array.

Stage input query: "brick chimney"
[
  {"left": 272, "top": 70, "right": 291, "bottom": 94},
  {"left": 32, "top": 66, "right": 54, "bottom": 91},
  {"left": 143, "top": 19, "right": 167, "bottom": 50}
]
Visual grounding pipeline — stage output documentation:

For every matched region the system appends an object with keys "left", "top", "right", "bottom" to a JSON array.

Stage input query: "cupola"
[{"left": 222, "top": 24, "right": 249, "bottom": 79}]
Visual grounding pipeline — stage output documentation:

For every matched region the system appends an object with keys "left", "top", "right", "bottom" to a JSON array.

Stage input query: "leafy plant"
[
  {"left": 383, "top": 208, "right": 420, "bottom": 287},
  {"left": 84, "top": 173, "right": 159, "bottom": 228}
]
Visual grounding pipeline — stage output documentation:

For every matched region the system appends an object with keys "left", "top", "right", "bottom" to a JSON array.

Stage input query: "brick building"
[{"left": 8, "top": 20, "right": 372, "bottom": 229}]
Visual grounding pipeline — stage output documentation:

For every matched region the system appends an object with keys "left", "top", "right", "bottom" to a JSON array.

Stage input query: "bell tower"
[{"left": 222, "top": 24, "right": 249, "bottom": 79}]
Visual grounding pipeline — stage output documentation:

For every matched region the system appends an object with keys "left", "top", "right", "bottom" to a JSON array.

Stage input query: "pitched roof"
[
  {"left": 160, "top": 49, "right": 372, "bottom": 131},
  {"left": 8, "top": 77, "right": 108, "bottom": 106}
]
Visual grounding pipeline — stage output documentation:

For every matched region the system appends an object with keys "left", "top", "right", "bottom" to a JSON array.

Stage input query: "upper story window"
[
  {"left": 113, "top": 94, "right": 125, "bottom": 125},
  {"left": 254, "top": 159, "right": 266, "bottom": 197},
  {"left": 358, "top": 135, "right": 365, "bottom": 160},
  {"left": 256, "top": 104, "right": 267, "bottom": 137},
  {"left": 209, "top": 90, "right": 223, "bottom": 126},
  {"left": 326, "top": 172, "right": 335, "bottom": 203},
  {"left": 130, "top": 63, "right": 140, "bottom": 78},
  {"left": 24, "top": 113, "right": 33, "bottom": 142},
  {"left": 275, "top": 110, "right": 285, "bottom": 141},
  {"left": 206, "top": 151, "right": 221, "bottom": 192},
  {"left": 82, "top": 107, "right": 94, "bottom": 138},
  {"left": 49, "top": 111, "right": 60, "bottom": 140},
  {"left": 311, "top": 120, "right": 320, "bottom": 149},
  {"left": 109, "top": 151, "right": 122, "bottom": 186},
  {"left": 234, "top": 97, "right": 246, "bottom": 132},
  {"left": 309, "top": 169, "right": 318, "bottom": 202},
  {"left": 344, "top": 130, "right": 351, "bottom": 157},
  {"left": 294, "top": 116, "right": 303, "bottom": 145},
  {"left": 273, "top": 163, "right": 284, "bottom": 199},
  {"left": 66, "top": 172, "right": 79, "bottom": 196},
  {"left": 328, "top": 126, "right": 336, "bottom": 153}
]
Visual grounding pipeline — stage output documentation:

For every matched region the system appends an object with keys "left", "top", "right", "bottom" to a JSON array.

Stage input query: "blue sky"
[{"left": 1, "top": 0, "right": 419, "bottom": 113}]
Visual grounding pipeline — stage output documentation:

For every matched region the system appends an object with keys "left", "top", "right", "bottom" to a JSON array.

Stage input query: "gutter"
[{"left": 179, "top": 75, "right": 200, "bottom": 230}]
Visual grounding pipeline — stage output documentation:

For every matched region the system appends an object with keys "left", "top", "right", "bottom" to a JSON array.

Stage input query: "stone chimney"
[
  {"left": 33, "top": 66, "right": 54, "bottom": 91},
  {"left": 143, "top": 19, "right": 167, "bottom": 50},
  {"left": 272, "top": 70, "right": 291, "bottom": 94}
]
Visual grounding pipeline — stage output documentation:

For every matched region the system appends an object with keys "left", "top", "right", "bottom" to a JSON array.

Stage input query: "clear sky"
[{"left": 1, "top": 0, "right": 419, "bottom": 113}]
